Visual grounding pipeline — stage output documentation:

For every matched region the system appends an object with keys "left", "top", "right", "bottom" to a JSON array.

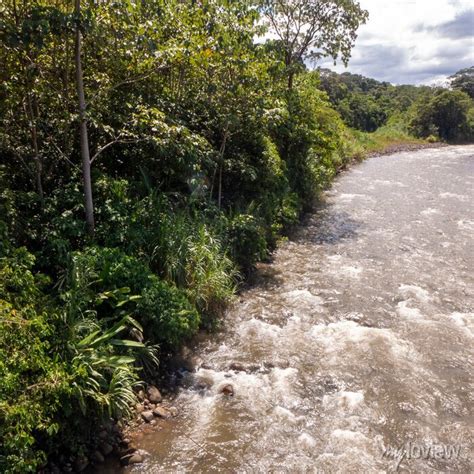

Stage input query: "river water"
[{"left": 117, "top": 146, "right": 473, "bottom": 472}]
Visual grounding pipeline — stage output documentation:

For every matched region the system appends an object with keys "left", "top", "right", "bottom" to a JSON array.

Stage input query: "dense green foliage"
[
  {"left": 0, "top": 243, "right": 152, "bottom": 471},
  {"left": 0, "top": 0, "right": 472, "bottom": 470},
  {"left": 318, "top": 67, "right": 474, "bottom": 141},
  {"left": 410, "top": 89, "right": 474, "bottom": 142}
]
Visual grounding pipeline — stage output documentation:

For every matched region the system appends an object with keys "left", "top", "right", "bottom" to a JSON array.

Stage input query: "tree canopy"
[{"left": 262, "top": 0, "right": 368, "bottom": 89}]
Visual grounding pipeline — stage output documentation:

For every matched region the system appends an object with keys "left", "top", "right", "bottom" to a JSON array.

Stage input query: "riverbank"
[
  {"left": 110, "top": 145, "right": 473, "bottom": 472},
  {"left": 365, "top": 140, "right": 447, "bottom": 157},
  {"left": 90, "top": 141, "right": 454, "bottom": 472}
]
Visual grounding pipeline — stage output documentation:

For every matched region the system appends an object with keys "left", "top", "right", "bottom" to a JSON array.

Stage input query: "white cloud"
[{"left": 318, "top": 0, "right": 474, "bottom": 84}]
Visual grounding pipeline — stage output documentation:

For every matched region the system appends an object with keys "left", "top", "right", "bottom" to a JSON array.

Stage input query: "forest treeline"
[
  {"left": 318, "top": 67, "right": 474, "bottom": 140},
  {"left": 0, "top": 0, "right": 473, "bottom": 471}
]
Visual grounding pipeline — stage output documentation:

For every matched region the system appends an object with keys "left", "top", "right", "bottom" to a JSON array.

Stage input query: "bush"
[
  {"left": 0, "top": 299, "right": 70, "bottom": 473},
  {"left": 0, "top": 247, "right": 149, "bottom": 472},
  {"left": 229, "top": 213, "right": 268, "bottom": 271},
  {"left": 118, "top": 193, "right": 236, "bottom": 319},
  {"left": 138, "top": 279, "right": 200, "bottom": 348},
  {"left": 0, "top": 250, "right": 70, "bottom": 473},
  {"left": 68, "top": 246, "right": 201, "bottom": 348}
]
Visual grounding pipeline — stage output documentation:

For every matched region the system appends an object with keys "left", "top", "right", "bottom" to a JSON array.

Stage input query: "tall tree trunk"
[
  {"left": 287, "top": 71, "right": 294, "bottom": 92},
  {"left": 74, "top": 0, "right": 94, "bottom": 236},
  {"left": 26, "top": 91, "right": 44, "bottom": 209},
  {"left": 285, "top": 52, "right": 294, "bottom": 92},
  {"left": 217, "top": 125, "right": 229, "bottom": 209}
]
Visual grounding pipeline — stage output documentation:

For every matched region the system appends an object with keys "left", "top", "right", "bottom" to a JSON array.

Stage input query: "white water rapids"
[{"left": 104, "top": 145, "right": 474, "bottom": 473}]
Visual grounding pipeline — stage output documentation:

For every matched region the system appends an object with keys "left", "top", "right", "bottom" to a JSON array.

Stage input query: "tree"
[
  {"left": 0, "top": 1, "right": 48, "bottom": 207},
  {"left": 337, "top": 93, "right": 387, "bottom": 132},
  {"left": 449, "top": 66, "right": 474, "bottom": 99},
  {"left": 74, "top": 0, "right": 94, "bottom": 236},
  {"left": 262, "top": 0, "right": 368, "bottom": 90},
  {"left": 410, "top": 89, "right": 473, "bottom": 141}
]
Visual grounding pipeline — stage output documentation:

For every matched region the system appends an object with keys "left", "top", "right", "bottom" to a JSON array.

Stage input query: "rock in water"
[
  {"left": 147, "top": 385, "right": 163, "bottom": 403},
  {"left": 220, "top": 384, "right": 234, "bottom": 396},
  {"left": 128, "top": 453, "right": 144, "bottom": 464},
  {"left": 153, "top": 406, "right": 171, "bottom": 418},
  {"left": 141, "top": 410, "right": 154, "bottom": 423},
  {"left": 120, "top": 452, "right": 144, "bottom": 466},
  {"left": 228, "top": 362, "right": 246, "bottom": 372}
]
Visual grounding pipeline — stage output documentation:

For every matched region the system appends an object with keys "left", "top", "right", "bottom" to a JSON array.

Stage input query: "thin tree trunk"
[
  {"left": 217, "top": 126, "right": 229, "bottom": 209},
  {"left": 74, "top": 0, "right": 94, "bottom": 236},
  {"left": 285, "top": 52, "right": 294, "bottom": 92},
  {"left": 287, "top": 71, "right": 294, "bottom": 92},
  {"left": 217, "top": 162, "right": 223, "bottom": 208},
  {"left": 26, "top": 92, "right": 44, "bottom": 209}
]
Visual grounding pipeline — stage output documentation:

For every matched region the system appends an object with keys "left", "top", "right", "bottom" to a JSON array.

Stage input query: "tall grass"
[{"left": 345, "top": 116, "right": 425, "bottom": 158}]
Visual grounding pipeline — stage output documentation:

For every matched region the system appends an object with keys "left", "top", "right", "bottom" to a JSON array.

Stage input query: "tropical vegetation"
[{"left": 0, "top": 0, "right": 472, "bottom": 470}]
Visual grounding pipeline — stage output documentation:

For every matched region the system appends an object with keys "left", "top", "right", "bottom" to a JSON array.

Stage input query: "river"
[{"left": 108, "top": 145, "right": 473, "bottom": 472}]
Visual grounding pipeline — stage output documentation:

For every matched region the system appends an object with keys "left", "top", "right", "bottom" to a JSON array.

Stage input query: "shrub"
[
  {"left": 228, "top": 213, "right": 268, "bottom": 270},
  {"left": 122, "top": 194, "right": 236, "bottom": 318},
  {"left": 0, "top": 247, "right": 149, "bottom": 472},
  {"left": 181, "top": 224, "right": 236, "bottom": 319},
  {"left": 0, "top": 299, "right": 71, "bottom": 473},
  {"left": 138, "top": 279, "right": 200, "bottom": 348},
  {"left": 68, "top": 246, "right": 201, "bottom": 348}
]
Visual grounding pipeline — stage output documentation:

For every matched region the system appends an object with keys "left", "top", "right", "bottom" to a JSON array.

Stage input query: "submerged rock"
[
  {"left": 119, "top": 447, "right": 137, "bottom": 457},
  {"left": 228, "top": 362, "right": 247, "bottom": 372},
  {"left": 128, "top": 453, "right": 144, "bottom": 465},
  {"left": 168, "top": 406, "right": 179, "bottom": 417}
]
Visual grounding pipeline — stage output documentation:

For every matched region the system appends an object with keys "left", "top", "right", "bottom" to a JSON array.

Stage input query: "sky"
[{"left": 318, "top": 0, "right": 474, "bottom": 85}]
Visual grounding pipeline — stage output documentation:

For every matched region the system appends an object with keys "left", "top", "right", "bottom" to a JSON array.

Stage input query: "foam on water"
[
  {"left": 322, "top": 391, "right": 365, "bottom": 410},
  {"left": 420, "top": 207, "right": 441, "bottom": 216},
  {"left": 283, "top": 289, "right": 324, "bottom": 306},
  {"left": 398, "top": 284, "right": 432, "bottom": 303},
  {"left": 339, "top": 265, "right": 363, "bottom": 278},
  {"left": 298, "top": 432, "right": 317, "bottom": 449},
  {"left": 449, "top": 312, "right": 474, "bottom": 336},
  {"left": 457, "top": 219, "right": 474, "bottom": 231},
  {"left": 239, "top": 318, "right": 282, "bottom": 339},
  {"left": 309, "top": 320, "right": 420, "bottom": 364},
  {"left": 396, "top": 300, "right": 424, "bottom": 318},
  {"left": 439, "top": 191, "right": 468, "bottom": 201}
]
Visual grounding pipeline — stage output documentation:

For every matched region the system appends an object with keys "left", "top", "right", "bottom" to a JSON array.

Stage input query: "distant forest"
[{"left": 318, "top": 66, "right": 474, "bottom": 138}]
